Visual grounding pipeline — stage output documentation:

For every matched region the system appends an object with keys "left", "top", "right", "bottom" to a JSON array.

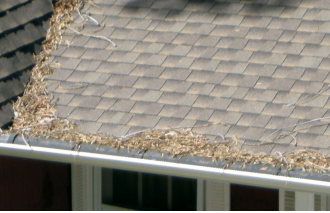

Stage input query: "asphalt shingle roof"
[
  {"left": 46, "top": 0, "right": 330, "bottom": 155},
  {"left": 0, "top": 0, "right": 52, "bottom": 128}
]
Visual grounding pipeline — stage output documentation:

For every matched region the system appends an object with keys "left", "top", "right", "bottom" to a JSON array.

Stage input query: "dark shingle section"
[{"left": 0, "top": 0, "right": 52, "bottom": 128}]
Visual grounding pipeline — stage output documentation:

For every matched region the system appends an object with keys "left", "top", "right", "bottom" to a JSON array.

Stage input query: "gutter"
[{"left": 0, "top": 134, "right": 330, "bottom": 194}]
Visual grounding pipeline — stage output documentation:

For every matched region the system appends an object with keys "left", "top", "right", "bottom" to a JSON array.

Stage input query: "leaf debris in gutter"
[{"left": 1, "top": 0, "right": 330, "bottom": 174}]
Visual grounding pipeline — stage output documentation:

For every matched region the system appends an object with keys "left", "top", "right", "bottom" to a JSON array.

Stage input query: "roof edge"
[{"left": 0, "top": 133, "right": 330, "bottom": 193}]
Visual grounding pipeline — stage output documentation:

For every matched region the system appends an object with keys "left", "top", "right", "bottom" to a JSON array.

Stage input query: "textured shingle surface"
[
  {"left": 46, "top": 0, "right": 330, "bottom": 154},
  {"left": 0, "top": 0, "right": 52, "bottom": 128}
]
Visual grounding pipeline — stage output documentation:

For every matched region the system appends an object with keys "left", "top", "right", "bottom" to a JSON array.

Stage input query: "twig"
[
  {"left": 288, "top": 134, "right": 297, "bottom": 146},
  {"left": 275, "top": 151, "right": 288, "bottom": 165},
  {"left": 84, "top": 0, "right": 100, "bottom": 9},
  {"left": 86, "top": 13, "right": 100, "bottom": 26},
  {"left": 21, "top": 133, "right": 31, "bottom": 148},
  {"left": 93, "top": 23, "right": 106, "bottom": 33},
  {"left": 218, "top": 134, "right": 225, "bottom": 140},
  {"left": 59, "top": 82, "right": 88, "bottom": 90},
  {"left": 77, "top": 2, "right": 84, "bottom": 20},
  {"left": 68, "top": 26, "right": 116, "bottom": 47},
  {"left": 307, "top": 161, "right": 330, "bottom": 172},
  {"left": 287, "top": 84, "right": 330, "bottom": 107},
  {"left": 121, "top": 130, "right": 149, "bottom": 140},
  {"left": 268, "top": 116, "right": 330, "bottom": 140},
  {"left": 192, "top": 121, "right": 227, "bottom": 129},
  {"left": 293, "top": 122, "right": 330, "bottom": 133}
]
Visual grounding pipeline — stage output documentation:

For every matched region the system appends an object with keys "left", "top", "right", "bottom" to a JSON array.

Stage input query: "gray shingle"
[
  {"left": 127, "top": 114, "right": 160, "bottom": 128},
  {"left": 244, "top": 40, "right": 276, "bottom": 52},
  {"left": 132, "top": 42, "right": 165, "bottom": 54},
  {"left": 187, "top": 83, "right": 215, "bottom": 95},
  {"left": 208, "top": 110, "right": 242, "bottom": 125},
  {"left": 105, "top": 75, "right": 138, "bottom": 87},
  {"left": 130, "top": 65, "right": 164, "bottom": 78},
  {"left": 143, "top": 31, "right": 177, "bottom": 43},
  {"left": 102, "top": 87, "right": 136, "bottom": 99},
  {"left": 68, "top": 108, "right": 103, "bottom": 121},
  {"left": 158, "top": 92, "right": 198, "bottom": 106},
  {"left": 181, "top": 23, "right": 215, "bottom": 35},
  {"left": 159, "top": 68, "right": 192, "bottom": 80},
  {"left": 135, "top": 53, "right": 167, "bottom": 66},
  {"left": 210, "top": 2, "right": 244, "bottom": 14},
  {"left": 162, "top": 56, "right": 194, "bottom": 69},
  {"left": 39, "top": 0, "right": 330, "bottom": 158},
  {"left": 216, "top": 61, "right": 248, "bottom": 74},
  {"left": 193, "top": 96, "right": 232, "bottom": 110},
  {"left": 189, "top": 58, "right": 220, "bottom": 71},
  {"left": 243, "top": 64, "right": 276, "bottom": 77},
  {"left": 160, "top": 44, "right": 191, "bottom": 56},
  {"left": 98, "top": 111, "right": 133, "bottom": 124},
  {"left": 107, "top": 51, "right": 140, "bottom": 63},
  {"left": 240, "top": 16, "right": 271, "bottom": 28},
  {"left": 212, "top": 14, "right": 244, "bottom": 26},
  {"left": 160, "top": 80, "right": 192, "bottom": 93},
  {"left": 95, "top": 98, "right": 117, "bottom": 110},
  {"left": 228, "top": 99, "right": 266, "bottom": 114},
  {"left": 268, "top": 18, "right": 301, "bottom": 30},
  {"left": 239, "top": 4, "right": 285, "bottom": 17},
  {"left": 111, "top": 28, "right": 149, "bottom": 41},
  {"left": 131, "top": 102, "right": 164, "bottom": 115},
  {"left": 159, "top": 105, "right": 191, "bottom": 118},
  {"left": 186, "top": 70, "right": 226, "bottom": 84},
  {"left": 130, "top": 90, "right": 163, "bottom": 102},
  {"left": 211, "top": 25, "right": 249, "bottom": 38},
  {"left": 98, "top": 124, "right": 130, "bottom": 137},
  {"left": 96, "top": 62, "right": 136, "bottom": 74},
  {"left": 185, "top": 108, "right": 214, "bottom": 121},
  {"left": 213, "top": 49, "right": 252, "bottom": 62},
  {"left": 246, "top": 28, "right": 283, "bottom": 40},
  {"left": 68, "top": 95, "right": 102, "bottom": 108},
  {"left": 282, "top": 55, "right": 322, "bottom": 68}
]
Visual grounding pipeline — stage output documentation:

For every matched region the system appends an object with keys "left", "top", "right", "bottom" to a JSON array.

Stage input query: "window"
[
  {"left": 101, "top": 168, "right": 197, "bottom": 211},
  {"left": 230, "top": 184, "right": 279, "bottom": 211}
]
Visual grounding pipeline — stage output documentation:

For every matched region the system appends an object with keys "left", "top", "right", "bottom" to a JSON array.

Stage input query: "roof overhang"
[{"left": 0, "top": 133, "right": 330, "bottom": 194}]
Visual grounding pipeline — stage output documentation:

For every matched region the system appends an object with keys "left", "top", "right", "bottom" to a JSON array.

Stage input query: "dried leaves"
[{"left": 2, "top": 0, "right": 330, "bottom": 174}]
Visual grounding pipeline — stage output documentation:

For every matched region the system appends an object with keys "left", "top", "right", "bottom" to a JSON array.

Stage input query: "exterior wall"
[{"left": 72, "top": 164, "right": 330, "bottom": 211}]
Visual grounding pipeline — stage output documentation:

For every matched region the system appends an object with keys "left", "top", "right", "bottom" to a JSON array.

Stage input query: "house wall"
[
  {"left": 0, "top": 155, "right": 71, "bottom": 211},
  {"left": 72, "top": 164, "right": 330, "bottom": 211}
]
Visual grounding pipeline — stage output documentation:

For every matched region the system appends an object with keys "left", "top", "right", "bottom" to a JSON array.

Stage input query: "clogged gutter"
[{"left": 2, "top": 0, "right": 330, "bottom": 173}]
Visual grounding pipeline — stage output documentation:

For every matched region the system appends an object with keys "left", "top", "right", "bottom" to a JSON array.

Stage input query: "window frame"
[{"left": 99, "top": 168, "right": 198, "bottom": 211}]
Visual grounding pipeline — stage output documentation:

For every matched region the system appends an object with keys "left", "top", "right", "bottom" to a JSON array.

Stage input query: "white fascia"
[{"left": 0, "top": 142, "right": 330, "bottom": 194}]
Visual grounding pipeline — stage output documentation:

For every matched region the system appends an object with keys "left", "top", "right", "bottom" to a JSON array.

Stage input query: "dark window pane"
[
  {"left": 142, "top": 173, "right": 168, "bottom": 210},
  {"left": 172, "top": 176, "right": 197, "bottom": 211},
  {"left": 101, "top": 168, "right": 112, "bottom": 204},
  {"left": 230, "top": 184, "right": 279, "bottom": 211},
  {"left": 112, "top": 169, "right": 138, "bottom": 208}
]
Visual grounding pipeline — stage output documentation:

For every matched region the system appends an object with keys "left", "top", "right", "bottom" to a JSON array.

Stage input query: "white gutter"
[{"left": 0, "top": 142, "right": 330, "bottom": 194}]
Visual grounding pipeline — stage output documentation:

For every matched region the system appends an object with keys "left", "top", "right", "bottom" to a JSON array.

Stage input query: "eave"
[{"left": 1, "top": 133, "right": 330, "bottom": 194}]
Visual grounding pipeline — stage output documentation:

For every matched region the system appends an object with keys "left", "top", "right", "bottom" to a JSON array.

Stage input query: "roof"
[
  {"left": 0, "top": 0, "right": 52, "bottom": 128},
  {"left": 3, "top": 0, "right": 330, "bottom": 179},
  {"left": 45, "top": 0, "right": 330, "bottom": 156}
]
